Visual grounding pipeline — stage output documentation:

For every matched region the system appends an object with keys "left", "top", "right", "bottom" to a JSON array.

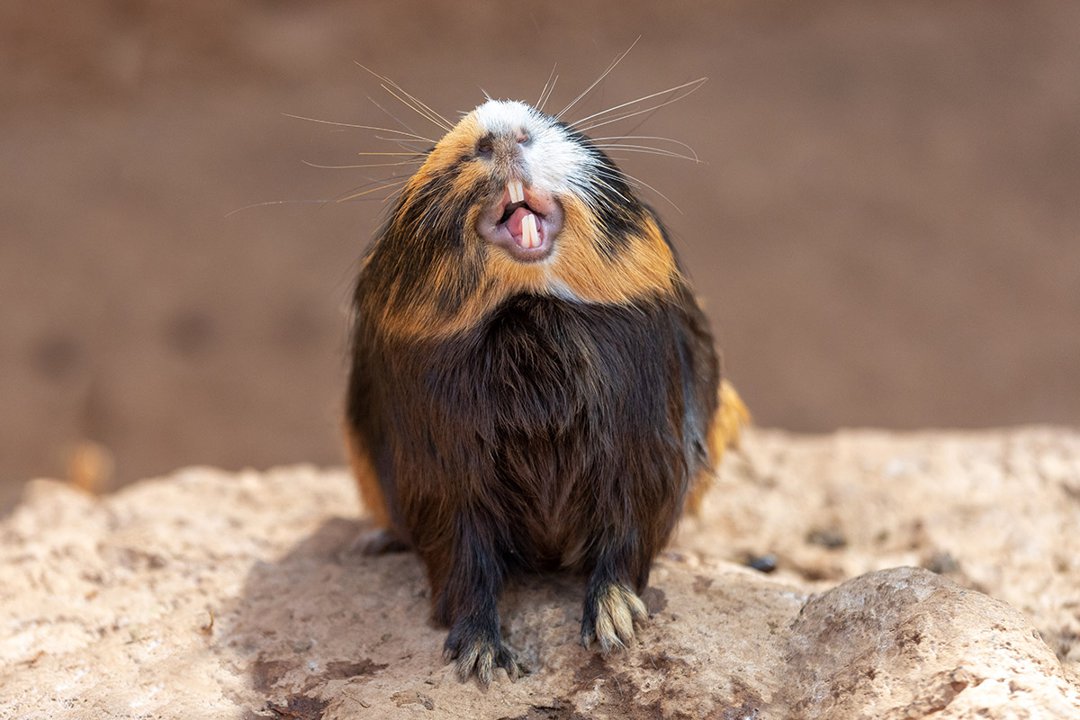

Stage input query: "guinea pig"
[{"left": 344, "top": 96, "right": 748, "bottom": 686}]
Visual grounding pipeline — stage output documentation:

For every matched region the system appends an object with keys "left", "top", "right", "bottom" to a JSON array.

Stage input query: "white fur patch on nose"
[{"left": 474, "top": 99, "right": 534, "bottom": 135}]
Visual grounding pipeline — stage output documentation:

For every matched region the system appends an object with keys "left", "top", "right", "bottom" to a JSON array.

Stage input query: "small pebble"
[
  {"left": 746, "top": 553, "right": 778, "bottom": 574},
  {"left": 924, "top": 551, "right": 961, "bottom": 575},
  {"left": 806, "top": 529, "right": 848, "bottom": 549}
]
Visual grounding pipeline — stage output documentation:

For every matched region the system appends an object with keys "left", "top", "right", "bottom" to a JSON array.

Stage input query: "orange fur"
[
  {"left": 552, "top": 197, "right": 677, "bottom": 304},
  {"left": 344, "top": 423, "right": 390, "bottom": 528},
  {"left": 685, "top": 380, "right": 751, "bottom": 515},
  {"left": 372, "top": 198, "right": 679, "bottom": 342}
]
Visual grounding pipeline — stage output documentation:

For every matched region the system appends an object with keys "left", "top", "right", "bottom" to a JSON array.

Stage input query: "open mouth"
[{"left": 477, "top": 178, "right": 563, "bottom": 262}]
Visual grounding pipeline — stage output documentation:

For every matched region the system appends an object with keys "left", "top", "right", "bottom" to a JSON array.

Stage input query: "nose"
[
  {"left": 500, "top": 129, "right": 529, "bottom": 156},
  {"left": 476, "top": 129, "right": 529, "bottom": 159}
]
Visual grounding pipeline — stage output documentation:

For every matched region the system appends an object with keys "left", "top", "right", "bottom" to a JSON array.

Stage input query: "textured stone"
[{"left": 1, "top": 429, "right": 1078, "bottom": 719}]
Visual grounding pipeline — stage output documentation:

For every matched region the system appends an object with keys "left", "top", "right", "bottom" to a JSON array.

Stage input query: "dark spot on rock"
[
  {"left": 391, "top": 690, "right": 435, "bottom": 711},
  {"left": 571, "top": 653, "right": 609, "bottom": 689},
  {"left": 806, "top": 528, "right": 847, "bottom": 549},
  {"left": 165, "top": 308, "right": 216, "bottom": 356},
  {"left": 719, "top": 700, "right": 761, "bottom": 719},
  {"left": 923, "top": 551, "right": 961, "bottom": 575},
  {"left": 266, "top": 694, "right": 328, "bottom": 720},
  {"left": 115, "top": 546, "right": 167, "bottom": 572},
  {"left": 718, "top": 681, "right": 765, "bottom": 719},
  {"left": 641, "top": 650, "right": 692, "bottom": 675},
  {"left": 792, "top": 562, "right": 841, "bottom": 582},
  {"left": 241, "top": 710, "right": 274, "bottom": 720},
  {"left": 498, "top": 701, "right": 589, "bottom": 720},
  {"left": 745, "top": 553, "right": 778, "bottom": 573},
  {"left": 641, "top": 586, "right": 667, "bottom": 613},
  {"left": 31, "top": 333, "right": 82, "bottom": 381},
  {"left": 906, "top": 519, "right": 926, "bottom": 550},
  {"left": 252, "top": 658, "right": 291, "bottom": 692},
  {"left": 323, "top": 658, "right": 387, "bottom": 679},
  {"left": 692, "top": 575, "right": 714, "bottom": 593},
  {"left": 300, "top": 657, "right": 390, "bottom": 694},
  {"left": 568, "top": 656, "right": 669, "bottom": 717}
]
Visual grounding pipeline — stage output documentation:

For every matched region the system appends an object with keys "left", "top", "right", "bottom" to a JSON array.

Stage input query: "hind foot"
[
  {"left": 581, "top": 582, "right": 648, "bottom": 652},
  {"left": 444, "top": 621, "right": 524, "bottom": 687},
  {"left": 346, "top": 527, "right": 410, "bottom": 556}
]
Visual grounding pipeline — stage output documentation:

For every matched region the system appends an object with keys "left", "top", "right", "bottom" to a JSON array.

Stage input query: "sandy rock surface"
[{"left": 1, "top": 428, "right": 1078, "bottom": 719}]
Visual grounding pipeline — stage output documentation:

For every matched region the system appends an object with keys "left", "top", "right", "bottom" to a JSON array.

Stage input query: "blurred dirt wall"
[{"left": 2, "top": 0, "right": 1079, "bottom": 508}]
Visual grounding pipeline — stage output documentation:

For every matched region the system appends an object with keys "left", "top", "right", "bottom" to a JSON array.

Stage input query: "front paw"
[
  {"left": 581, "top": 582, "right": 648, "bottom": 652},
  {"left": 443, "top": 622, "right": 524, "bottom": 687}
]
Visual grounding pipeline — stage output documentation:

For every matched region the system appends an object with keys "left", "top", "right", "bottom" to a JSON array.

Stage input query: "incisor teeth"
[
  {"left": 508, "top": 179, "right": 525, "bottom": 204},
  {"left": 522, "top": 213, "right": 539, "bottom": 248}
]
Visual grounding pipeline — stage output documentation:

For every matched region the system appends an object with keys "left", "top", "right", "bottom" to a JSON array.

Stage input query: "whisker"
[
  {"left": 590, "top": 144, "right": 701, "bottom": 163},
  {"left": 555, "top": 36, "right": 640, "bottom": 121},
  {"left": 281, "top": 113, "right": 434, "bottom": 143},
  {"left": 609, "top": 108, "right": 663, "bottom": 147},
  {"left": 576, "top": 81, "right": 707, "bottom": 135},
  {"left": 398, "top": 89, "right": 454, "bottom": 131},
  {"left": 379, "top": 82, "right": 452, "bottom": 134},
  {"left": 584, "top": 176, "right": 633, "bottom": 206},
  {"left": 592, "top": 166, "right": 683, "bottom": 214},
  {"left": 361, "top": 64, "right": 450, "bottom": 126},
  {"left": 302, "top": 159, "right": 424, "bottom": 170},
  {"left": 367, "top": 95, "right": 428, "bottom": 142},
  {"left": 570, "top": 77, "right": 707, "bottom": 129},
  {"left": 374, "top": 136, "right": 432, "bottom": 154},
  {"left": 374, "top": 136, "right": 429, "bottom": 144},
  {"left": 225, "top": 199, "right": 335, "bottom": 218},
  {"left": 587, "top": 134, "right": 700, "bottom": 160},
  {"left": 356, "top": 63, "right": 453, "bottom": 131},
  {"left": 536, "top": 64, "right": 558, "bottom": 112},
  {"left": 623, "top": 176, "right": 682, "bottom": 214},
  {"left": 353, "top": 151, "right": 427, "bottom": 156},
  {"left": 540, "top": 74, "right": 559, "bottom": 113},
  {"left": 335, "top": 177, "right": 410, "bottom": 204},
  {"left": 358, "top": 66, "right": 448, "bottom": 131}
]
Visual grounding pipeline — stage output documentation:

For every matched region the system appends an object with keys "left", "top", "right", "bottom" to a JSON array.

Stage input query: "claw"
[
  {"left": 444, "top": 632, "right": 524, "bottom": 687},
  {"left": 582, "top": 583, "right": 648, "bottom": 652}
]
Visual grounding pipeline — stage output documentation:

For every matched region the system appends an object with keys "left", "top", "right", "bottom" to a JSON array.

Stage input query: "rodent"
[{"left": 344, "top": 96, "right": 748, "bottom": 685}]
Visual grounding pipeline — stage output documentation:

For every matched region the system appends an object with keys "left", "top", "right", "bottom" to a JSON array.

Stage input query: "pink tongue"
[{"left": 506, "top": 206, "right": 537, "bottom": 246}]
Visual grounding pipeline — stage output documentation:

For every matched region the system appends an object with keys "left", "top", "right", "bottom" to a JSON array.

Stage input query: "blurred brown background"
[{"left": 2, "top": 1, "right": 1079, "bottom": 511}]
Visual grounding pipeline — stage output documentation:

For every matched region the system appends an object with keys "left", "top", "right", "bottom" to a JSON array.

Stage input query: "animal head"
[{"left": 359, "top": 98, "right": 684, "bottom": 339}]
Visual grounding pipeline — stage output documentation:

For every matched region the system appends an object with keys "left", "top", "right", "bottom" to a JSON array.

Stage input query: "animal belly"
[{"left": 492, "top": 431, "right": 594, "bottom": 570}]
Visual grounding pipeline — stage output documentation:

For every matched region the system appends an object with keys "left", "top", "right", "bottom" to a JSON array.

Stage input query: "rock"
[
  {"left": 785, "top": 570, "right": 1078, "bottom": 719},
  {"left": 1, "top": 429, "right": 1079, "bottom": 719}
]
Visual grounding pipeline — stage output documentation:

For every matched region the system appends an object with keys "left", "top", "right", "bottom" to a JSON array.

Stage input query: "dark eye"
[{"left": 476, "top": 136, "right": 494, "bottom": 157}]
